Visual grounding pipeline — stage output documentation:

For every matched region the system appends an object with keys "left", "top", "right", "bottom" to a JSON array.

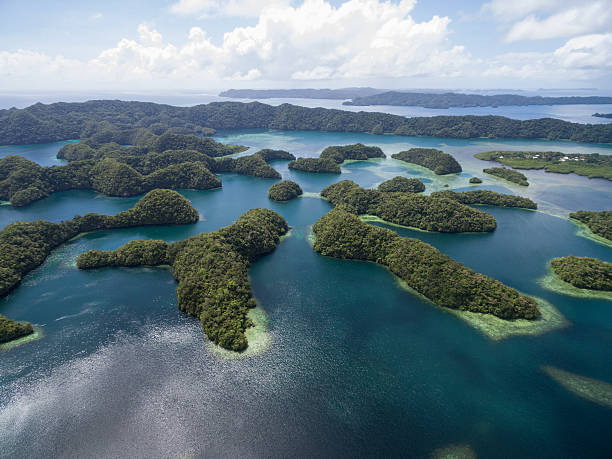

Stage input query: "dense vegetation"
[
  {"left": 321, "top": 180, "right": 497, "bottom": 232},
  {"left": 550, "top": 256, "right": 612, "bottom": 291},
  {"left": 430, "top": 190, "right": 537, "bottom": 209},
  {"left": 313, "top": 209, "right": 539, "bottom": 319},
  {"left": 0, "top": 315, "right": 34, "bottom": 344},
  {"left": 0, "top": 189, "right": 197, "bottom": 298},
  {"left": 569, "top": 211, "right": 612, "bottom": 241},
  {"left": 483, "top": 167, "right": 529, "bottom": 186},
  {"left": 378, "top": 176, "right": 425, "bottom": 193},
  {"left": 319, "top": 144, "right": 385, "bottom": 163},
  {"left": 77, "top": 209, "right": 289, "bottom": 351},
  {"left": 475, "top": 151, "right": 612, "bottom": 181},
  {"left": 392, "top": 148, "right": 462, "bottom": 175},
  {"left": 268, "top": 180, "right": 303, "bottom": 201},
  {"left": 220, "top": 88, "right": 383, "bottom": 99},
  {"left": 469, "top": 177, "right": 482, "bottom": 184},
  {"left": 288, "top": 157, "right": 341, "bottom": 173},
  {"left": 1, "top": 100, "right": 610, "bottom": 145},
  {"left": 344, "top": 91, "right": 612, "bottom": 109},
  {"left": 254, "top": 149, "right": 296, "bottom": 162}
]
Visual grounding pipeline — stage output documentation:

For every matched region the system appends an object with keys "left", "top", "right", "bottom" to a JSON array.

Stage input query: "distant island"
[
  {"left": 77, "top": 208, "right": 289, "bottom": 352},
  {"left": 550, "top": 256, "right": 612, "bottom": 292},
  {"left": 313, "top": 208, "right": 539, "bottom": 319},
  {"left": 321, "top": 180, "right": 497, "bottom": 233},
  {"left": 1, "top": 100, "right": 611, "bottom": 145},
  {"left": 391, "top": 148, "right": 462, "bottom": 175},
  {"left": 219, "top": 88, "right": 384, "bottom": 100},
  {"left": 593, "top": 113, "right": 612, "bottom": 119},
  {"left": 569, "top": 211, "right": 612, "bottom": 242},
  {"left": 483, "top": 167, "right": 529, "bottom": 186},
  {"left": 344, "top": 91, "right": 612, "bottom": 109},
  {"left": 475, "top": 151, "right": 612, "bottom": 181}
]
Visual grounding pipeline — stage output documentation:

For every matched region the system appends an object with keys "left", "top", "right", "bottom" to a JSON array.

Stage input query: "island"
[
  {"left": 475, "top": 150, "right": 612, "bottom": 181},
  {"left": 429, "top": 190, "right": 537, "bottom": 209},
  {"left": 0, "top": 315, "right": 34, "bottom": 344},
  {"left": 391, "top": 148, "right": 462, "bottom": 175},
  {"left": 254, "top": 149, "right": 296, "bottom": 162},
  {"left": 343, "top": 91, "right": 612, "bottom": 109},
  {"left": 319, "top": 144, "right": 385, "bottom": 164},
  {"left": 219, "top": 88, "right": 384, "bottom": 100},
  {"left": 321, "top": 180, "right": 497, "bottom": 233},
  {"left": 1, "top": 100, "right": 611, "bottom": 145},
  {"left": 569, "top": 210, "right": 612, "bottom": 242},
  {"left": 469, "top": 177, "right": 482, "bottom": 184},
  {"left": 0, "top": 189, "right": 198, "bottom": 299},
  {"left": 268, "top": 180, "right": 303, "bottom": 201},
  {"left": 593, "top": 113, "right": 612, "bottom": 119},
  {"left": 483, "top": 167, "right": 529, "bottom": 186},
  {"left": 288, "top": 157, "right": 341, "bottom": 174},
  {"left": 378, "top": 176, "right": 425, "bottom": 193},
  {"left": 77, "top": 208, "right": 289, "bottom": 351},
  {"left": 313, "top": 208, "right": 539, "bottom": 319},
  {"left": 550, "top": 256, "right": 612, "bottom": 291}
]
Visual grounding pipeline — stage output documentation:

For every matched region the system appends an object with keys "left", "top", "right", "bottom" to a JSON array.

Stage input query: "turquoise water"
[{"left": 0, "top": 131, "right": 611, "bottom": 457}]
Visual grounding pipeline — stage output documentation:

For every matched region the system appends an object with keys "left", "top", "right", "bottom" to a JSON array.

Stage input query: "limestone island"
[
  {"left": 550, "top": 256, "right": 612, "bottom": 292},
  {"left": 0, "top": 314, "right": 34, "bottom": 344},
  {"left": 391, "top": 148, "right": 462, "bottom": 175},
  {"left": 430, "top": 190, "right": 537, "bottom": 209},
  {"left": 288, "top": 143, "right": 384, "bottom": 174},
  {"left": 77, "top": 208, "right": 288, "bottom": 352},
  {"left": 0, "top": 129, "right": 290, "bottom": 206},
  {"left": 268, "top": 180, "right": 303, "bottom": 201},
  {"left": 321, "top": 180, "right": 497, "bottom": 233},
  {"left": 378, "top": 176, "right": 425, "bottom": 193},
  {"left": 475, "top": 150, "right": 612, "bottom": 181},
  {"left": 483, "top": 167, "right": 529, "bottom": 186},
  {"left": 569, "top": 210, "right": 612, "bottom": 244},
  {"left": 469, "top": 177, "right": 482, "bottom": 184},
  {"left": 288, "top": 157, "right": 340, "bottom": 173}
]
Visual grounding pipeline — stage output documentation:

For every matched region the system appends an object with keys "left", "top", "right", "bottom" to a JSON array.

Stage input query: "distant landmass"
[
  {"left": 343, "top": 91, "right": 612, "bottom": 108},
  {"left": 219, "top": 88, "right": 384, "bottom": 100},
  {"left": 593, "top": 113, "right": 612, "bottom": 119}
]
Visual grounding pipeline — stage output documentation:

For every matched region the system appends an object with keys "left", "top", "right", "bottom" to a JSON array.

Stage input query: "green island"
[
  {"left": 254, "top": 149, "right": 296, "bottom": 162},
  {"left": 312, "top": 208, "right": 538, "bottom": 320},
  {"left": 319, "top": 143, "right": 385, "bottom": 164},
  {"left": 0, "top": 314, "right": 34, "bottom": 344},
  {"left": 1, "top": 100, "right": 611, "bottom": 145},
  {"left": 321, "top": 180, "right": 497, "bottom": 233},
  {"left": 288, "top": 157, "right": 341, "bottom": 173},
  {"left": 268, "top": 180, "right": 303, "bottom": 201},
  {"left": 569, "top": 210, "right": 612, "bottom": 242},
  {"left": 469, "top": 177, "right": 482, "bottom": 184},
  {"left": 549, "top": 256, "right": 612, "bottom": 292},
  {"left": 391, "top": 148, "right": 462, "bottom": 175},
  {"left": 378, "top": 176, "right": 425, "bottom": 193},
  {"left": 429, "top": 190, "right": 537, "bottom": 209},
  {"left": 475, "top": 150, "right": 612, "bottom": 181},
  {"left": 0, "top": 135, "right": 289, "bottom": 206},
  {"left": 483, "top": 167, "right": 529, "bottom": 186},
  {"left": 77, "top": 208, "right": 289, "bottom": 352}
]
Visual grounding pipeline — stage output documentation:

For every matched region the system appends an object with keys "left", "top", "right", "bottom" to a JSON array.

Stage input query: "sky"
[{"left": 0, "top": 0, "right": 611, "bottom": 92}]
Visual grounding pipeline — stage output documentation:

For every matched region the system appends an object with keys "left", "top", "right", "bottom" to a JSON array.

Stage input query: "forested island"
[
  {"left": 0, "top": 315, "right": 34, "bottom": 344},
  {"left": 593, "top": 113, "right": 612, "bottom": 119},
  {"left": 321, "top": 180, "right": 497, "bottom": 232},
  {"left": 378, "top": 176, "right": 425, "bottom": 193},
  {"left": 550, "top": 256, "right": 612, "bottom": 291},
  {"left": 1, "top": 100, "right": 611, "bottom": 145},
  {"left": 569, "top": 211, "right": 612, "bottom": 241},
  {"left": 469, "top": 177, "right": 482, "bottom": 184},
  {"left": 77, "top": 208, "right": 288, "bottom": 351},
  {"left": 319, "top": 144, "right": 385, "bottom": 163},
  {"left": 220, "top": 88, "right": 383, "bottom": 100},
  {"left": 430, "top": 190, "right": 537, "bottom": 209},
  {"left": 288, "top": 157, "right": 340, "bottom": 173},
  {"left": 475, "top": 150, "right": 612, "bottom": 181},
  {"left": 268, "top": 180, "right": 303, "bottom": 201},
  {"left": 483, "top": 167, "right": 529, "bottom": 186},
  {"left": 344, "top": 91, "right": 612, "bottom": 109},
  {"left": 313, "top": 209, "right": 539, "bottom": 319},
  {"left": 392, "top": 148, "right": 462, "bottom": 175},
  {"left": 0, "top": 130, "right": 290, "bottom": 206}
]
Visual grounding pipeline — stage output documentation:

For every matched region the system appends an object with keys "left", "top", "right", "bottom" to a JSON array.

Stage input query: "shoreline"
[
  {"left": 0, "top": 325, "right": 44, "bottom": 351},
  {"left": 539, "top": 268, "right": 612, "bottom": 301},
  {"left": 569, "top": 219, "right": 612, "bottom": 248}
]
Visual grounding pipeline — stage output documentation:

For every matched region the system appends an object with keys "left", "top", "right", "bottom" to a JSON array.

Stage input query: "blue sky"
[{"left": 1, "top": 0, "right": 610, "bottom": 91}]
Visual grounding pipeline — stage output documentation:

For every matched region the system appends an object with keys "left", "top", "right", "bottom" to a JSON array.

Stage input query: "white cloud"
[{"left": 170, "top": 0, "right": 291, "bottom": 17}]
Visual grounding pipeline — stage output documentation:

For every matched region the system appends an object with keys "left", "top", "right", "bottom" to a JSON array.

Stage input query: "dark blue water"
[{"left": 0, "top": 132, "right": 611, "bottom": 458}]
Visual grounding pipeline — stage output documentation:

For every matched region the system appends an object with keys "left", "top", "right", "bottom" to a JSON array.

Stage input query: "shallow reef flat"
[
  {"left": 570, "top": 219, "right": 612, "bottom": 249},
  {"left": 430, "top": 443, "right": 477, "bottom": 459},
  {"left": 543, "top": 366, "right": 612, "bottom": 409},
  {"left": 539, "top": 270, "right": 612, "bottom": 301}
]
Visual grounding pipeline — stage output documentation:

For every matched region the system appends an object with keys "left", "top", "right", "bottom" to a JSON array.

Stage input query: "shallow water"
[{"left": 0, "top": 131, "right": 611, "bottom": 458}]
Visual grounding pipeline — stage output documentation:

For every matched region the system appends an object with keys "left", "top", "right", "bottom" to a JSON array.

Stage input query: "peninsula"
[
  {"left": 569, "top": 211, "right": 612, "bottom": 242},
  {"left": 429, "top": 190, "right": 537, "bottom": 209}
]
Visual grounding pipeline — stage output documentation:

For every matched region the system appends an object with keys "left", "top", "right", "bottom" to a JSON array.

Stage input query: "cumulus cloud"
[{"left": 170, "top": 0, "right": 291, "bottom": 17}]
